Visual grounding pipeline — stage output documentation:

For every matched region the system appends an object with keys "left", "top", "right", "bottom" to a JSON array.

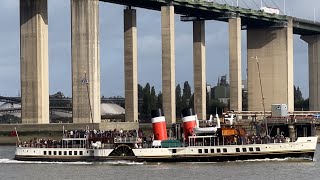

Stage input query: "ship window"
[
  {"left": 54, "top": 151, "right": 57, "bottom": 155},
  {"left": 242, "top": 148, "right": 247, "bottom": 152},
  {"left": 210, "top": 149, "right": 214, "bottom": 153},
  {"left": 44, "top": 151, "right": 47, "bottom": 155},
  {"left": 223, "top": 148, "right": 227, "bottom": 153},
  {"left": 64, "top": 151, "right": 67, "bottom": 155},
  {"left": 198, "top": 149, "right": 202, "bottom": 153},
  {"left": 172, "top": 149, "right": 177, "bottom": 153},
  {"left": 249, "top": 148, "right": 254, "bottom": 152},
  {"left": 74, "top": 151, "right": 77, "bottom": 155},
  {"left": 59, "top": 151, "right": 62, "bottom": 155},
  {"left": 236, "top": 148, "right": 240, "bottom": 152},
  {"left": 69, "top": 151, "right": 72, "bottom": 155},
  {"left": 80, "top": 151, "right": 83, "bottom": 156},
  {"left": 48, "top": 151, "right": 52, "bottom": 155},
  {"left": 256, "top": 147, "right": 261, "bottom": 152},
  {"left": 217, "top": 149, "right": 221, "bottom": 153},
  {"left": 204, "top": 149, "right": 208, "bottom": 153}
]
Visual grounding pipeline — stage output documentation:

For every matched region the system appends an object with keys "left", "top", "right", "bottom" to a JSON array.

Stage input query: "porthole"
[{"left": 223, "top": 148, "right": 227, "bottom": 153}]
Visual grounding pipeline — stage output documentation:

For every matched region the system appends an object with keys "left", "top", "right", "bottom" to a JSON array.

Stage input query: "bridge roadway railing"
[{"left": 159, "top": 0, "right": 287, "bottom": 20}]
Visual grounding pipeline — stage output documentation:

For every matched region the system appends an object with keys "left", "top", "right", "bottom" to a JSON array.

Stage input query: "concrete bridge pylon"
[
  {"left": 20, "top": 0, "right": 49, "bottom": 124},
  {"left": 71, "top": 0, "right": 101, "bottom": 123},
  {"left": 247, "top": 19, "right": 294, "bottom": 112}
]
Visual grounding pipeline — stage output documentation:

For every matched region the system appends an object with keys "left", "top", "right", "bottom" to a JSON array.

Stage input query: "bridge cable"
[
  {"left": 269, "top": 0, "right": 284, "bottom": 15},
  {"left": 230, "top": 0, "right": 237, "bottom": 7},
  {"left": 212, "top": 0, "right": 218, "bottom": 4},
  {"left": 250, "top": 0, "right": 260, "bottom": 9},
  {"left": 261, "top": 0, "right": 270, "bottom": 8},
  {"left": 240, "top": 0, "right": 251, "bottom": 9}
]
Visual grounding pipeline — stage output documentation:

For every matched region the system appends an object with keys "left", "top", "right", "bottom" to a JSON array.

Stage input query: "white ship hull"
[
  {"left": 15, "top": 136, "right": 316, "bottom": 162},
  {"left": 129, "top": 137, "right": 317, "bottom": 162}
]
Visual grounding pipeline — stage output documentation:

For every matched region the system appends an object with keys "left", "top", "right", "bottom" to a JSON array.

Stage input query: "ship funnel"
[
  {"left": 151, "top": 109, "right": 167, "bottom": 140},
  {"left": 182, "top": 108, "right": 197, "bottom": 140}
]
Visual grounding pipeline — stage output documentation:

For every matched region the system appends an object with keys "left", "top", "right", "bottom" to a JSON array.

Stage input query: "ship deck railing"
[
  {"left": 187, "top": 135, "right": 292, "bottom": 147},
  {"left": 16, "top": 143, "right": 88, "bottom": 149},
  {"left": 114, "top": 136, "right": 138, "bottom": 144}
]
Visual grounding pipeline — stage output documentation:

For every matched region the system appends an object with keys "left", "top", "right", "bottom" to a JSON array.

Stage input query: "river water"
[{"left": 0, "top": 145, "right": 319, "bottom": 180}]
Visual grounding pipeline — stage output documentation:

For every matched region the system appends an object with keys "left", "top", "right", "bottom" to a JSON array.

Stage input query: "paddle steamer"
[{"left": 15, "top": 109, "right": 317, "bottom": 162}]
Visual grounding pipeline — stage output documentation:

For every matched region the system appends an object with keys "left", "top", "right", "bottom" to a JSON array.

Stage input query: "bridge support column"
[
  {"left": 247, "top": 19, "right": 294, "bottom": 112},
  {"left": 161, "top": 5, "right": 176, "bottom": 123},
  {"left": 229, "top": 17, "right": 242, "bottom": 112},
  {"left": 124, "top": 8, "right": 138, "bottom": 122},
  {"left": 193, "top": 20, "right": 206, "bottom": 120},
  {"left": 20, "top": 0, "right": 49, "bottom": 124},
  {"left": 301, "top": 35, "right": 320, "bottom": 111},
  {"left": 71, "top": 0, "right": 101, "bottom": 123}
]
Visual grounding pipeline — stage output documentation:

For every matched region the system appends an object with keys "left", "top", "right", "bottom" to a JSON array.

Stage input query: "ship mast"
[
  {"left": 252, "top": 56, "right": 268, "bottom": 136},
  {"left": 82, "top": 72, "right": 94, "bottom": 129}
]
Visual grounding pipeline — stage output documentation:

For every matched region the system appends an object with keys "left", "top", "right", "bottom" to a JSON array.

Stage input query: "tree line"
[
  {"left": 139, "top": 81, "right": 194, "bottom": 119},
  {"left": 138, "top": 81, "right": 227, "bottom": 120}
]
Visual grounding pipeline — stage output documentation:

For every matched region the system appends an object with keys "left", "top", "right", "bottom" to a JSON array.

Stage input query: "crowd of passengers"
[
  {"left": 18, "top": 138, "right": 62, "bottom": 148},
  {"left": 192, "top": 134, "right": 288, "bottom": 147},
  {"left": 63, "top": 128, "right": 144, "bottom": 139},
  {"left": 18, "top": 128, "right": 289, "bottom": 148},
  {"left": 18, "top": 128, "right": 146, "bottom": 148}
]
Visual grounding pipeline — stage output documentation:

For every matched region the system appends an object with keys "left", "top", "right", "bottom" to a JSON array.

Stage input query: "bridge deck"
[{"left": 100, "top": 0, "right": 320, "bottom": 35}]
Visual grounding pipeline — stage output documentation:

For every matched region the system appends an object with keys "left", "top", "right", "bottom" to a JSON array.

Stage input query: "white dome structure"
[
  {"left": 0, "top": 102, "right": 125, "bottom": 118},
  {"left": 101, "top": 103, "right": 125, "bottom": 115},
  {"left": 0, "top": 102, "right": 21, "bottom": 117},
  {"left": 0, "top": 102, "right": 21, "bottom": 110}
]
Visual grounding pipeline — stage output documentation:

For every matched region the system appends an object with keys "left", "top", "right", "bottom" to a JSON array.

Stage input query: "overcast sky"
[{"left": 0, "top": 0, "right": 318, "bottom": 98}]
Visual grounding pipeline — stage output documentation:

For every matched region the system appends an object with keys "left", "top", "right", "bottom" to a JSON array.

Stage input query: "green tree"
[
  {"left": 182, "top": 81, "right": 192, "bottom": 109},
  {"left": 150, "top": 86, "right": 157, "bottom": 111},
  {"left": 294, "top": 86, "right": 303, "bottom": 102},
  {"left": 176, "top": 84, "right": 182, "bottom": 117},
  {"left": 294, "top": 85, "right": 308, "bottom": 110},
  {"left": 138, "top": 84, "right": 143, "bottom": 99},
  {"left": 189, "top": 93, "right": 194, "bottom": 110},
  {"left": 157, "top": 92, "right": 163, "bottom": 109},
  {"left": 141, "top": 83, "right": 151, "bottom": 118}
]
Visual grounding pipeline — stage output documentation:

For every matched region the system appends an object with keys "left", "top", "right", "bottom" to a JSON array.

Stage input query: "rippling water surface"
[{"left": 0, "top": 146, "right": 319, "bottom": 180}]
